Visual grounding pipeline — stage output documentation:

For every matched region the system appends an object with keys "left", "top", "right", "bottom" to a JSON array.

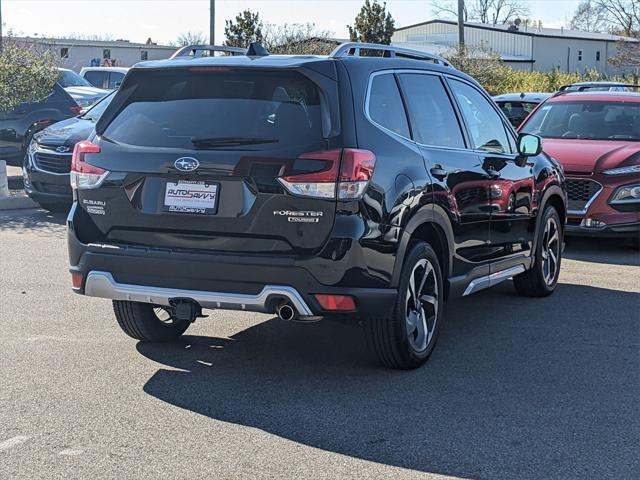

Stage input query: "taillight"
[
  {"left": 70, "top": 140, "right": 108, "bottom": 190},
  {"left": 71, "top": 272, "right": 84, "bottom": 290},
  {"left": 277, "top": 148, "right": 375, "bottom": 200}
]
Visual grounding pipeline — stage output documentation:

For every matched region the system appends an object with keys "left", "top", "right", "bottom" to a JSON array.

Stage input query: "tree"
[
  {"left": 443, "top": 43, "right": 507, "bottom": 93},
  {"left": 0, "top": 37, "right": 58, "bottom": 112},
  {"left": 609, "top": 40, "right": 640, "bottom": 73},
  {"left": 570, "top": 1, "right": 610, "bottom": 32},
  {"left": 347, "top": 0, "right": 395, "bottom": 45},
  {"left": 263, "top": 23, "right": 334, "bottom": 55},
  {"left": 433, "top": 0, "right": 530, "bottom": 25},
  {"left": 176, "top": 31, "right": 207, "bottom": 47},
  {"left": 594, "top": 0, "right": 639, "bottom": 37},
  {"left": 224, "top": 9, "right": 264, "bottom": 48}
]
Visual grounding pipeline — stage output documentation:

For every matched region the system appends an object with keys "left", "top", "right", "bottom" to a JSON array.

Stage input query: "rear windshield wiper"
[{"left": 190, "top": 136, "right": 279, "bottom": 148}]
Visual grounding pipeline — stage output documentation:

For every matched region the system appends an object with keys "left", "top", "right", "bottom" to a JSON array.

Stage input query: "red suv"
[{"left": 520, "top": 90, "right": 639, "bottom": 242}]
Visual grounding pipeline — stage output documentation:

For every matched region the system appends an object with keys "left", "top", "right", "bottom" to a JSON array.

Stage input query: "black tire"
[
  {"left": 514, "top": 205, "right": 563, "bottom": 297},
  {"left": 113, "top": 301, "right": 190, "bottom": 342},
  {"left": 38, "top": 201, "right": 71, "bottom": 213},
  {"left": 364, "top": 241, "right": 444, "bottom": 370}
]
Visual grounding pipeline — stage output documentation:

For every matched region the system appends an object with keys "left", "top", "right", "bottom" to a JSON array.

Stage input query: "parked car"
[
  {"left": 23, "top": 91, "right": 115, "bottom": 212},
  {"left": 493, "top": 92, "right": 552, "bottom": 127},
  {"left": 1, "top": 84, "right": 81, "bottom": 167},
  {"left": 559, "top": 82, "right": 636, "bottom": 93},
  {"left": 67, "top": 42, "right": 566, "bottom": 370},
  {"left": 520, "top": 90, "right": 639, "bottom": 243},
  {"left": 79, "top": 67, "right": 130, "bottom": 90},
  {"left": 57, "top": 68, "right": 109, "bottom": 111}
]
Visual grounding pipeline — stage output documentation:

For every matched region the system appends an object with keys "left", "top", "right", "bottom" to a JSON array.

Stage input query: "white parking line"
[
  {"left": 0, "top": 436, "right": 29, "bottom": 452},
  {"left": 58, "top": 448, "right": 85, "bottom": 456}
]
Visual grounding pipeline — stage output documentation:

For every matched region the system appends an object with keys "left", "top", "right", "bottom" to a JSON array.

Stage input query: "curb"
[{"left": 0, "top": 194, "right": 39, "bottom": 210}]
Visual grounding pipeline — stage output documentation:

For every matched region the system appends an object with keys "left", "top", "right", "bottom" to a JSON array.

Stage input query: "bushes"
[
  {"left": 0, "top": 38, "right": 58, "bottom": 112},
  {"left": 443, "top": 45, "right": 631, "bottom": 94},
  {"left": 487, "top": 68, "right": 628, "bottom": 95}
]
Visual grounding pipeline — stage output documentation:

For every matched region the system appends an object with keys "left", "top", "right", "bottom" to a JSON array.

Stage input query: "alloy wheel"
[
  {"left": 405, "top": 259, "right": 439, "bottom": 352},
  {"left": 540, "top": 216, "right": 560, "bottom": 286}
]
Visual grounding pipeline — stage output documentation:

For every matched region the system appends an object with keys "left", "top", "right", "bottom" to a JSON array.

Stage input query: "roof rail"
[
  {"left": 170, "top": 44, "right": 246, "bottom": 59},
  {"left": 558, "top": 82, "right": 639, "bottom": 92},
  {"left": 329, "top": 42, "right": 452, "bottom": 67}
]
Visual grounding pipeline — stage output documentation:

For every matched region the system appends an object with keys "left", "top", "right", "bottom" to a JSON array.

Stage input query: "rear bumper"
[{"left": 68, "top": 209, "right": 397, "bottom": 320}]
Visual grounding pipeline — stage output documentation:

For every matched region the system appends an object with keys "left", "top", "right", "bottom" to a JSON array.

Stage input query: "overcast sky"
[{"left": 3, "top": 0, "right": 583, "bottom": 45}]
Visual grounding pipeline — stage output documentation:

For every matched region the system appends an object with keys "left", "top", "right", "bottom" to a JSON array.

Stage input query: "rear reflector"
[
  {"left": 278, "top": 148, "right": 375, "bottom": 200},
  {"left": 314, "top": 294, "right": 357, "bottom": 312},
  {"left": 71, "top": 272, "right": 83, "bottom": 289}
]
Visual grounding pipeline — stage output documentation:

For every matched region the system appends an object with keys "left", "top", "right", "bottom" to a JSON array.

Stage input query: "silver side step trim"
[
  {"left": 84, "top": 271, "right": 314, "bottom": 316},
  {"left": 462, "top": 265, "right": 526, "bottom": 296}
]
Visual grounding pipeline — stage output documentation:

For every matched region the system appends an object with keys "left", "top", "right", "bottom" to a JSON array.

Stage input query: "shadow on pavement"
[
  {"left": 138, "top": 282, "right": 640, "bottom": 479},
  {"left": 563, "top": 236, "right": 639, "bottom": 267},
  {"left": 0, "top": 209, "right": 67, "bottom": 235}
]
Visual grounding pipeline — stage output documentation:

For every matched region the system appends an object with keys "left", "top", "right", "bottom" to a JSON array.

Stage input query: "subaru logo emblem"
[
  {"left": 174, "top": 157, "right": 199, "bottom": 172},
  {"left": 56, "top": 146, "right": 70, "bottom": 153}
]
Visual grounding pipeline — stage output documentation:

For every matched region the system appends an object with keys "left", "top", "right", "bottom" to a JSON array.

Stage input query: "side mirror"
[{"left": 517, "top": 133, "right": 542, "bottom": 157}]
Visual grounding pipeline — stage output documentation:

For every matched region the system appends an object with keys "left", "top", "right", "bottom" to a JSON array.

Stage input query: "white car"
[{"left": 79, "top": 67, "right": 130, "bottom": 90}]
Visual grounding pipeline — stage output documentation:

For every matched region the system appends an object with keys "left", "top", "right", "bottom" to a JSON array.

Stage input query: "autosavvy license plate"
[{"left": 164, "top": 180, "right": 218, "bottom": 214}]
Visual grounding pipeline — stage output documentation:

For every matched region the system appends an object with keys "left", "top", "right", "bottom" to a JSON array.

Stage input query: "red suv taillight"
[
  {"left": 70, "top": 140, "right": 108, "bottom": 190},
  {"left": 278, "top": 148, "right": 376, "bottom": 200}
]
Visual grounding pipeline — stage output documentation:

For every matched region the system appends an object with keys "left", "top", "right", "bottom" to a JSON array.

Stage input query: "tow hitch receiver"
[{"left": 169, "top": 298, "right": 205, "bottom": 323}]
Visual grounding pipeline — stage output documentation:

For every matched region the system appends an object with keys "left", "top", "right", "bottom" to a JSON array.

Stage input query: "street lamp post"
[
  {"left": 457, "top": 0, "right": 465, "bottom": 47},
  {"left": 0, "top": 0, "right": 4, "bottom": 52},
  {"left": 209, "top": 0, "right": 215, "bottom": 45}
]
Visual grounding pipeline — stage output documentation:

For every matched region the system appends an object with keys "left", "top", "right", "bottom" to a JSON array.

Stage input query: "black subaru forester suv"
[{"left": 68, "top": 43, "right": 566, "bottom": 369}]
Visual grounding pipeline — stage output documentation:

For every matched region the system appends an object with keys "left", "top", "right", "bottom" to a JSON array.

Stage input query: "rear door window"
[
  {"left": 108, "top": 72, "right": 125, "bottom": 89},
  {"left": 103, "top": 69, "right": 326, "bottom": 150},
  {"left": 367, "top": 73, "right": 410, "bottom": 138},
  {"left": 83, "top": 71, "right": 107, "bottom": 89},
  {"left": 397, "top": 73, "right": 465, "bottom": 148}
]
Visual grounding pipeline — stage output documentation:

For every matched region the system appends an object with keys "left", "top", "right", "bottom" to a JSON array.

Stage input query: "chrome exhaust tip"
[{"left": 277, "top": 303, "right": 297, "bottom": 321}]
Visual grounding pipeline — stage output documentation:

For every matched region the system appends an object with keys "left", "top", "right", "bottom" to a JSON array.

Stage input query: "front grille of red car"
[{"left": 566, "top": 178, "right": 602, "bottom": 213}]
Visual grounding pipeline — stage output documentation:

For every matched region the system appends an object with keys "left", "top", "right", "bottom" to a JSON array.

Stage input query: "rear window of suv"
[{"left": 102, "top": 69, "right": 325, "bottom": 149}]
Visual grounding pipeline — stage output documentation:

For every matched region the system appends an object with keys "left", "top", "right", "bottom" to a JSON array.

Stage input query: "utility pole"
[
  {"left": 457, "top": 0, "right": 465, "bottom": 48},
  {"left": 0, "top": 0, "right": 4, "bottom": 52},
  {"left": 209, "top": 0, "right": 215, "bottom": 45}
]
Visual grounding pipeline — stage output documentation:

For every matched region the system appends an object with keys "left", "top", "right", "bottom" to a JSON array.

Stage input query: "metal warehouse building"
[
  {"left": 10, "top": 37, "right": 177, "bottom": 71},
  {"left": 392, "top": 20, "right": 639, "bottom": 74}
]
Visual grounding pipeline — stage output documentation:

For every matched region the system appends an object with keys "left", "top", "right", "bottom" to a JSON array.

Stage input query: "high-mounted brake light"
[
  {"left": 70, "top": 140, "right": 109, "bottom": 190},
  {"left": 278, "top": 148, "right": 375, "bottom": 200}
]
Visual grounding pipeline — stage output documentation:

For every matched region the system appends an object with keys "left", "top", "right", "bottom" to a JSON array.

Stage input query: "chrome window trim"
[{"left": 363, "top": 69, "right": 471, "bottom": 154}]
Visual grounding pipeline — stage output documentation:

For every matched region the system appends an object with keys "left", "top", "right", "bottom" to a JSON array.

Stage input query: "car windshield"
[
  {"left": 497, "top": 101, "right": 538, "bottom": 117},
  {"left": 80, "top": 92, "right": 115, "bottom": 122},
  {"left": 521, "top": 100, "right": 640, "bottom": 141},
  {"left": 58, "top": 69, "right": 93, "bottom": 88}
]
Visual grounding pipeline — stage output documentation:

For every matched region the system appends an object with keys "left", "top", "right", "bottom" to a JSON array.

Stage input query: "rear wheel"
[
  {"left": 364, "top": 241, "right": 444, "bottom": 370},
  {"left": 514, "top": 205, "right": 562, "bottom": 297},
  {"left": 112, "top": 301, "right": 190, "bottom": 342}
]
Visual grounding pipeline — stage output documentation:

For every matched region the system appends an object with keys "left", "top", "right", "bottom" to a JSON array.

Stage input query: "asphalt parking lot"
[{"left": 1, "top": 208, "right": 639, "bottom": 480}]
